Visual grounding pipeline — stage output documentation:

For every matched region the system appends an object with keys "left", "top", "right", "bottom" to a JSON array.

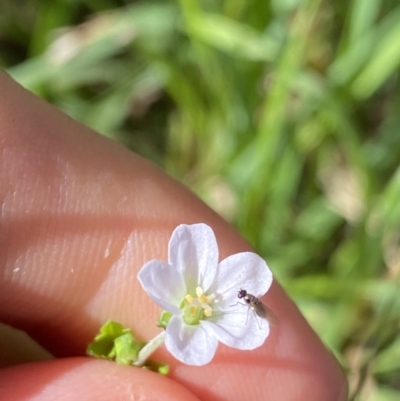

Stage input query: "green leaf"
[
  {"left": 86, "top": 320, "right": 126, "bottom": 359},
  {"left": 86, "top": 321, "right": 169, "bottom": 374},
  {"left": 86, "top": 320, "right": 143, "bottom": 363},
  {"left": 157, "top": 311, "right": 172, "bottom": 329},
  {"left": 114, "top": 332, "right": 146, "bottom": 365},
  {"left": 143, "top": 360, "right": 170, "bottom": 375},
  {"left": 351, "top": 9, "right": 400, "bottom": 98},
  {"left": 189, "top": 13, "right": 278, "bottom": 61},
  {"left": 374, "top": 335, "right": 400, "bottom": 375}
]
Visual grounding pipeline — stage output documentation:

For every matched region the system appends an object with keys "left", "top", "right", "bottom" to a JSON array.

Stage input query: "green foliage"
[
  {"left": 86, "top": 320, "right": 168, "bottom": 374},
  {"left": 2, "top": 0, "right": 400, "bottom": 398},
  {"left": 157, "top": 310, "right": 173, "bottom": 329},
  {"left": 86, "top": 320, "right": 145, "bottom": 365}
]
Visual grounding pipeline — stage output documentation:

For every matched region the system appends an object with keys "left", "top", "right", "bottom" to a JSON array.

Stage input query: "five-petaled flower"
[{"left": 137, "top": 223, "right": 273, "bottom": 365}]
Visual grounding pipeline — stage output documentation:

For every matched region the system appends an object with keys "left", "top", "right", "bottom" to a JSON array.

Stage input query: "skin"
[{"left": 0, "top": 71, "right": 348, "bottom": 401}]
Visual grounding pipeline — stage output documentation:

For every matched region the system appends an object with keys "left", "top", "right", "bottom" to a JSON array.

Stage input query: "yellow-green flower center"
[{"left": 182, "top": 286, "right": 215, "bottom": 325}]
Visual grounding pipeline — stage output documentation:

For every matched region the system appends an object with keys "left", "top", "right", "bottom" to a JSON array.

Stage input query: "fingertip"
[{"left": 0, "top": 358, "right": 201, "bottom": 401}]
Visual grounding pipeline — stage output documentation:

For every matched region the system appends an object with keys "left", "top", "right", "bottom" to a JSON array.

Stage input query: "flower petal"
[
  {"left": 165, "top": 315, "right": 218, "bottom": 365},
  {"left": 168, "top": 224, "right": 219, "bottom": 292},
  {"left": 202, "top": 308, "right": 270, "bottom": 350},
  {"left": 137, "top": 260, "right": 186, "bottom": 314},
  {"left": 211, "top": 252, "right": 273, "bottom": 303}
]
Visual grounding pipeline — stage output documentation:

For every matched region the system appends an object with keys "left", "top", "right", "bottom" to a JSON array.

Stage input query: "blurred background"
[{"left": 1, "top": 0, "right": 400, "bottom": 399}]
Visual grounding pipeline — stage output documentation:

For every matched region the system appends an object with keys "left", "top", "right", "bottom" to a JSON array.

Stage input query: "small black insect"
[{"left": 236, "top": 289, "right": 279, "bottom": 326}]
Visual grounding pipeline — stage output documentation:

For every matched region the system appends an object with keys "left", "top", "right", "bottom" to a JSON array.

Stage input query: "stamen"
[
  {"left": 207, "top": 294, "right": 215, "bottom": 302},
  {"left": 199, "top": 294, "right": 209, "bottom": 303},
  {"left": 185, "top": 294, "right": 194, "bottom": 303},
  {"left": 195, "top": 286, "right": 203, "bottom": 297},
  {"left": 203, "top": 304, "right": 213, "bottom": 317},
  {"left": 182, "top": 286, "right": 215, "bottom": 323}
]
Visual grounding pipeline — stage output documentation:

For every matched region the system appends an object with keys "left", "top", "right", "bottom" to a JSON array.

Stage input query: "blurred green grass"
[{"left": 2, "top": 0, "right": 400, "bottom": 399}]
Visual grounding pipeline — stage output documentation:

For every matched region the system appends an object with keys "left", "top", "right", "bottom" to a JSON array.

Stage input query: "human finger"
[
  {"left": 0, "top": 358, "right": 201, "bottom": 401},
  {"left": 0, "top": 71, "right": 347, "bottom": 401}
]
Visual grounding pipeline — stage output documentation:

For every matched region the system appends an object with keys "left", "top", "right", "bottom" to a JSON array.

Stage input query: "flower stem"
[{"left": 134, "top": 331, "right": 166, "bottom": 367}]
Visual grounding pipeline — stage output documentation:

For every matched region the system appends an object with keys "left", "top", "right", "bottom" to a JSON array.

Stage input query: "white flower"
[{"left": 137, "top": 223, "right": 273, "bottom": 366}]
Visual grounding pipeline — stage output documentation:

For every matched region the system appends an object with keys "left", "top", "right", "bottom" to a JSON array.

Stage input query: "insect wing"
[{"left": 261, "top": 303, "right": 279, "bottom": 326}]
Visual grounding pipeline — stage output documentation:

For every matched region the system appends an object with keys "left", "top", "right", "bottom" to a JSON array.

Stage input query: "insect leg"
[{"left": 245, "top": 306, "right": 250, "bottom": 325}]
